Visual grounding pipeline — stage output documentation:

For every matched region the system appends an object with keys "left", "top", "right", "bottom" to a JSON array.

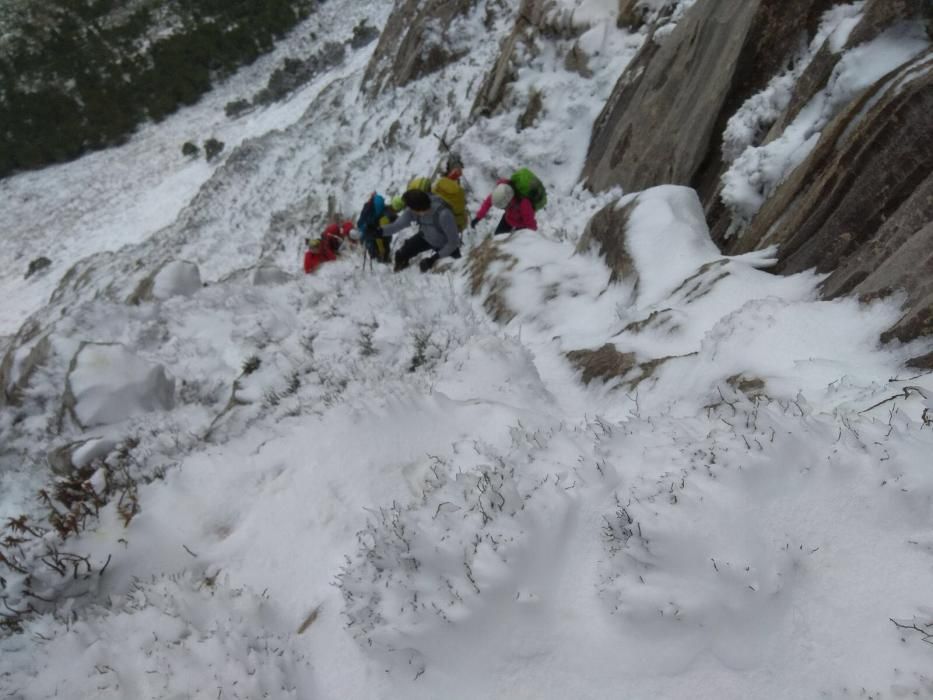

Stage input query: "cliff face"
[
  {"left": 582, "top": 0, "right": 840, "bottom": 195},
  {"left": 581, "top": 0, "right": 932, "bottom": 361},
  {"left": 361, "top": 0, "right": 476, "bottom": 96}
]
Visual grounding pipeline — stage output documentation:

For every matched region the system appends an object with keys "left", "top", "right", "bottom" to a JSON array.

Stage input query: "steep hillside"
[
  {"left": 0, "top": 1, "right": 931, "bottom": 698},
  {"left": 0, "top": 0, "right": 316, "bottom": 177}
]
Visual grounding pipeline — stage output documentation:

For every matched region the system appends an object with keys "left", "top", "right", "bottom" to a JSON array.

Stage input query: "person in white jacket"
[{"left": 382, "top": 189, "right": 462, "bottom": 272}]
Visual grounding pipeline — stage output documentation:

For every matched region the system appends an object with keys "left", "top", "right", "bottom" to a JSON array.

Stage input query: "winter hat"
[
  {"left": 491, "top": 183, "right": 514, "bottom": 209},
  {"left": 402, "top": 189, "right": 431, "bottom": 212}
]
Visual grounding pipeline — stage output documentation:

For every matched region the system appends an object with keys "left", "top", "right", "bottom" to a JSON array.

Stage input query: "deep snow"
[{"left": 1, "top": 1, "right": 932, "bottom": 698}]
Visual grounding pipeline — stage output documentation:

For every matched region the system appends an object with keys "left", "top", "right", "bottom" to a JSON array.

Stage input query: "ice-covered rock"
[{"left": 66, "top": 343, "right": 175, "bottom": 428}]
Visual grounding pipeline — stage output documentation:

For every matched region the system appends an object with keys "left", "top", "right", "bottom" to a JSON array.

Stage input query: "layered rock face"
[
  {"left": 582, "top": 0, "right": 933, "bottom": 360},
  {"left": 362, "top": 0, "right": 476, "bottom": 96},
  {"left": 583, "top": 0, "right": 840, "bottom": 195}
]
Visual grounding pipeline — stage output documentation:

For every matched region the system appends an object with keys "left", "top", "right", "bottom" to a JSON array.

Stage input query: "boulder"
[
  {"left": 576, "top": 198, "right": 639, "bottom": 285},
  {"left": 127, "top": 260, "right": 202, "bottom": 304},
  {"left": 24, "top": 256, "right": 52, "bottom": 279},
  {"left": 151, "top": 260, "right": 202, "bottom": 299},
  {"left": 577, "top": 186, "right": 721, "bottom": 305},
  {"left": 65, "top": 343, "right": 175, "bottom": 428}
]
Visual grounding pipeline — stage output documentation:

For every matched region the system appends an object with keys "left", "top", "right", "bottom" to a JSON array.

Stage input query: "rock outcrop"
[
  {"left": 362, "top": 0, "right": 476, "bottom": 96},
  {"left": 731, "top": 54, "right": 933, "bottom": 272},
  {"left": 583, "top": 0, "right": 838, "bottom": 195},
  {"left": 582, "top": 0, "right": 933, "bottom": 356},
  {"left": 470, "top": 0, "right": 557, "bottom": 117},
  {"left": 0, "top": 320, "right": 50, "bottom": 407}
]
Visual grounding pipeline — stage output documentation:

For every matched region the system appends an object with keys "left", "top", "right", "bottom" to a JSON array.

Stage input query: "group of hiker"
[{"left": 303, "top": 156, "right": 547, "bottom": 275}]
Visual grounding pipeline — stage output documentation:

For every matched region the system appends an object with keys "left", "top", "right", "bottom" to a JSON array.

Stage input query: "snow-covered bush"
[
  {"left": 338, "top": 444, "right": 571, "bottom": 670},
  {"left": 0, "top": 572, "right": 306, "bottom": 699}
]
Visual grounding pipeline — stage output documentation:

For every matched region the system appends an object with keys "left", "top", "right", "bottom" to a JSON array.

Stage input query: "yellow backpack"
[
  {"left": 407, "top": 176, "right": 432, "bottom": 193},
  {"left": 432, "top": 177, "right": 468, "bottom": 231}
]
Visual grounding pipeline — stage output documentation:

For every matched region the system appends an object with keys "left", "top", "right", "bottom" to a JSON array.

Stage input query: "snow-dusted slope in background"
[{"left": 1, "top": 1, "right": 932, "bottom": 698}]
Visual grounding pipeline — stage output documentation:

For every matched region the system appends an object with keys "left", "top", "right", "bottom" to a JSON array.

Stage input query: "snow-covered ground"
[{"left": 1, "top": 1, "right": 932, "bottom": 698}]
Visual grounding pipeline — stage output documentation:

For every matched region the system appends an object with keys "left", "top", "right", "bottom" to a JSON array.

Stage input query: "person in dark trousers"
[
  {"left": 472, "top": 181, "right": 538, "bottom": 235},
  {"left": 381, "top": 189, "right": 462, "bottom": 273}
]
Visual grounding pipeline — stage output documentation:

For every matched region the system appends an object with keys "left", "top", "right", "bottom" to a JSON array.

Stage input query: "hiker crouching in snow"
[
  {"left": 303, "top": 220, "right": 352, "bottom": 273},
  {"left": 382, "top": 189, "right": 461, "bottom": 273},
  {"left": 472, "top": 181, "right": 537, "bottom": 235}
]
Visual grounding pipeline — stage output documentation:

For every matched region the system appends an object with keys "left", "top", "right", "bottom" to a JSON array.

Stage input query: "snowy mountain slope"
[
  {"left": 2, "top": 1, "right": 933, "bottom": 698},
  {"left": 0, "top": 0, "right": 388, "bottom": 336}
]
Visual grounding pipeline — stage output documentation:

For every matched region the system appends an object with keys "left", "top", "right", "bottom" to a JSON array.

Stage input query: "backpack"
[
  {"left": 510, "top": 168, "right": 547, "bottom": 211},
  {"left": 357, "top": 193, "right": 384, "bottom": 234},
  {"left": 357, "top": 194, "right": 391, "bottom": 262},
  {"left": 407, "top": 176, "right": 432, "bottom": 193},
  {"left": 432, "top": 177, "right": 468, "bottom": 231}
]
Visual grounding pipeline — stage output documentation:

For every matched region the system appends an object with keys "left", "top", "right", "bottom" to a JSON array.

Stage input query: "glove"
[
  {"left": 419, "top": 255, "right": 439, "bottom": 273},
  {"left": 470, "top": 218, "right": 479, "bottom": 229}
]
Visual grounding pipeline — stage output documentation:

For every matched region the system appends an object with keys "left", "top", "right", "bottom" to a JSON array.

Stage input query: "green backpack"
[{"left": 510, "top": 168, "right": 547, "bottom": 211}]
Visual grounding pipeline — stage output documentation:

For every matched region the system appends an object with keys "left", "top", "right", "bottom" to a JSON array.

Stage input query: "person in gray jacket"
[{"left": 382, "top": 189, "right": 462, "bottom": 272}]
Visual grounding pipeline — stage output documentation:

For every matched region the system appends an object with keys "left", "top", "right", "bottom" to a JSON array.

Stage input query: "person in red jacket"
[
  {"left": 471, "top": 181, "right": 538, "bottom": 235},
  {"left": 303, "top": 220, "right": 355, "bottom": 273},
  {"left": 323, "top": 221, "right": 354, "bottom": 241}
]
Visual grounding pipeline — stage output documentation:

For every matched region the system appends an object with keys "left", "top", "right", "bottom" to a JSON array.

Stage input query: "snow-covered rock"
[
  {"left": 71, "top": 436, "right": 118, "bottom": 468},
  {"left": 66, "top": 343, "right": 175, "bottom": 428},
  {"left": 252, "top": 264, "right": 293, "bottom": 286},
  {"left": 151, "top": 260, "right": 202, "bottom": 299}
]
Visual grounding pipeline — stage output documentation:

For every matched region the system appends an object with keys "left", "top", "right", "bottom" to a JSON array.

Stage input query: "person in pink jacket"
[{"left": 471, "top": 180, "right": 538, "bottom": 235}]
